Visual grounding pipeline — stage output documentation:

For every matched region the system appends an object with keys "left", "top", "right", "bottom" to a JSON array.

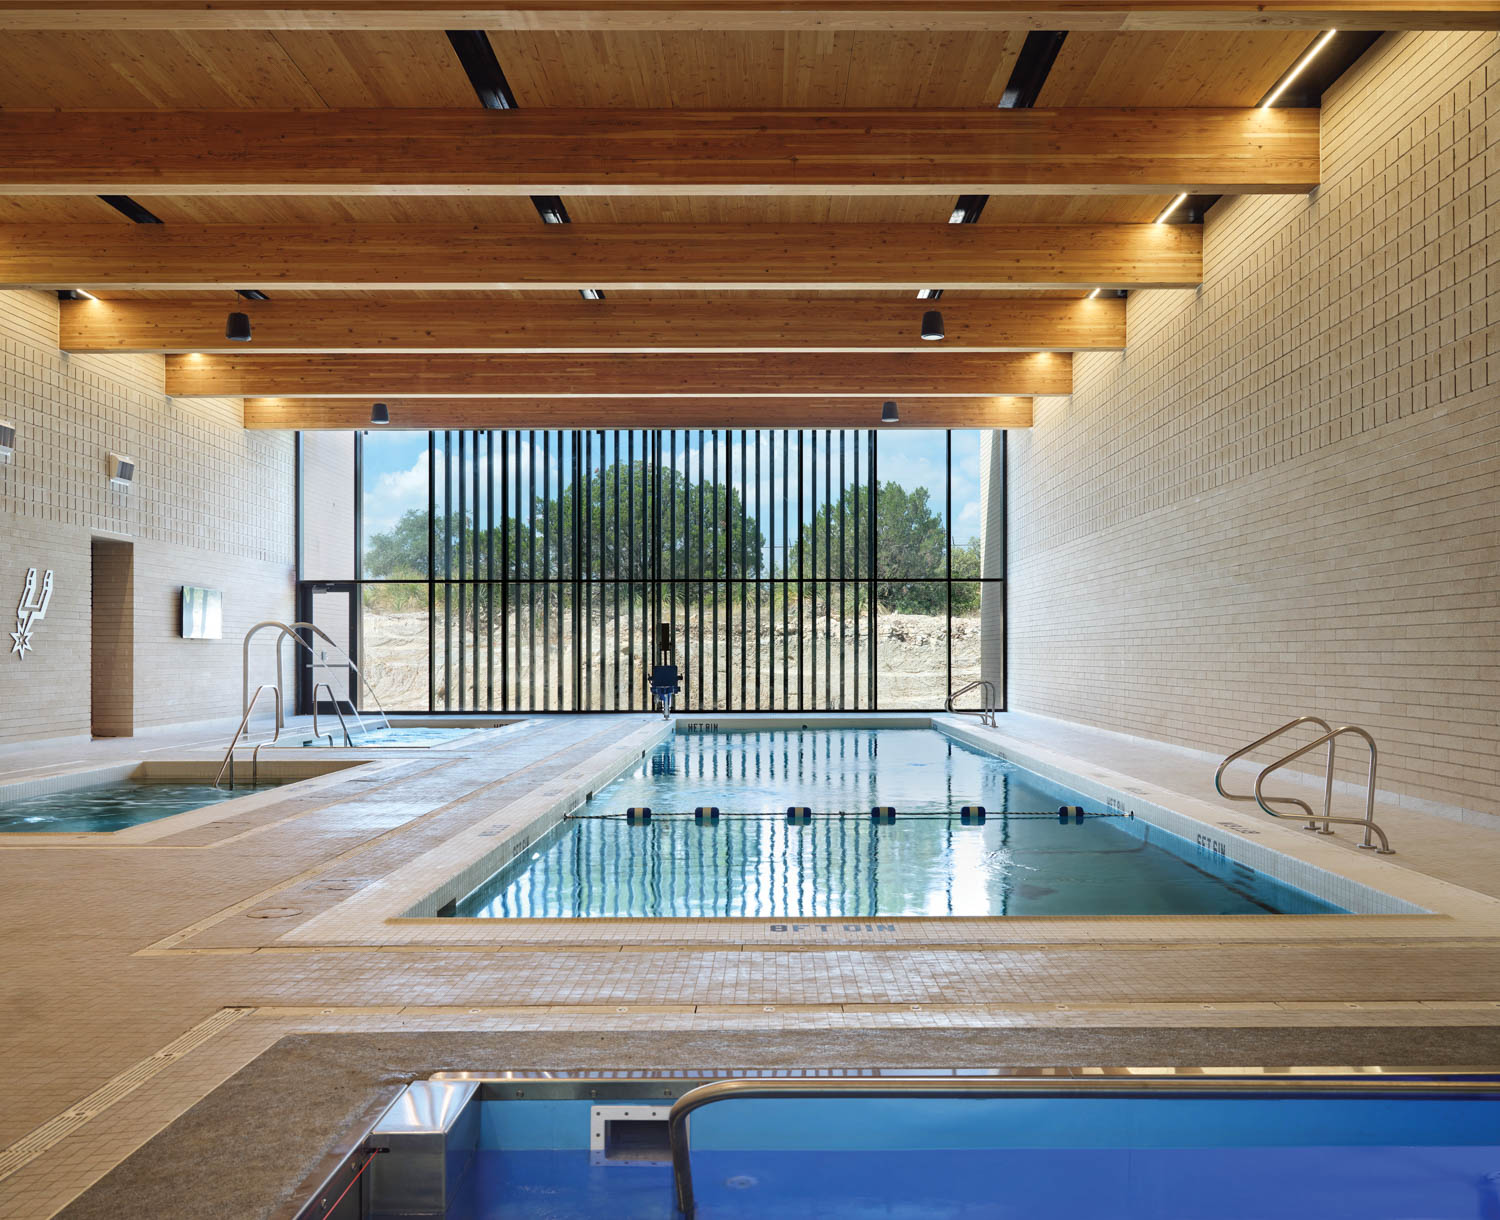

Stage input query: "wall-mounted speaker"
[
  {"left": 0, "top": 420, "right": 13, "bottom": 463},
  {"left": 106, "top": 452, "right": 136, "bottom": 487}
]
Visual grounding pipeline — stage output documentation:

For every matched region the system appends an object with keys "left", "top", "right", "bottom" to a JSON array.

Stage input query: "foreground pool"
[
  {"left": 362, "top": 1076, "right": 1500, "bottom": 1220},
  {"left": 448, "top": 728, "right": 1341, "bottom": 917}
]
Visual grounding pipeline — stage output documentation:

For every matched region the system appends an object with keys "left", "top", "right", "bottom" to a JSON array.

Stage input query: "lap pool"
[{"left": 446, "top": 728, "right": 1342, "bottom": 918}]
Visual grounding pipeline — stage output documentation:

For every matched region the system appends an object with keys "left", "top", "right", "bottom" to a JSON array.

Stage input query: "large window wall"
[{"left": 298, "top": 427, "right": 1005, "bottom": 713}]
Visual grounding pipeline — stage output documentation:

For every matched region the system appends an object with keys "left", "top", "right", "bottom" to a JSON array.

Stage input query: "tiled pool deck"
[{"left": 2, "top": 711, "right": 1499, "bottom": 1217}]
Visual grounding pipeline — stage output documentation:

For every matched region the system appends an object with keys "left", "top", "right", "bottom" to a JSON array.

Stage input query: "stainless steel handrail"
[
  {"left": 668, "top": 1074, "right": 1474, "bottom": 1214},
  {"left": 1257, "top": 724, "right": 1392, "bottom": 853},
  {"left": 944, "top": 678, "right": 996, "bottom": 728},
  {"left": 1216, "top": 716, "right": 1393, "bottom": 853},
  {"left": 289, "top": 620, "right": 391, "bottom": 735},
  {"left": 310, "top": 681, "right": 351, "bottom": 747},
  {"left": 215, "top": 683, "right": 281, "bottom": 790},
  {"left": 1215, "top": 715, "right": 1336, "bottom": 831},
  {"left": 241, "top": 619, "right": 391, "bottom": 735}
]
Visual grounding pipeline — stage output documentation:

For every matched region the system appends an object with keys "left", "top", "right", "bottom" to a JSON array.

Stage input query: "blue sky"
[{"left": 360, "top": 428, "right": 989, "bottom": 554}]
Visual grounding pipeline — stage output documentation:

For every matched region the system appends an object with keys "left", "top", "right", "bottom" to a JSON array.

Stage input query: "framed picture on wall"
[{"left": 180, "top": 585, "right": 223, "bottom": 640}]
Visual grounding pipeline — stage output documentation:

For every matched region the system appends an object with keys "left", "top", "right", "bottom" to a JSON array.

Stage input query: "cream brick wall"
[
  {"left": 0, "top": 290, "right": 295, "bottom": 744},
  {"left": 1007, "top": 31, "right": 1499, "bottom": 819}
]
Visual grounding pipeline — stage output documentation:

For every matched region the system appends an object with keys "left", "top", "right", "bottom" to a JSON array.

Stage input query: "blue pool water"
[
  {"left": 449, "top": 729, "right": 1341, "bottom": 918},
  {"left": 302, "top": 725, "right": 475, "bottom": 747},
  {"left": 0, "top": 780, "right": 283, "bottom": 833},
  {"left": 450, "top": 1090, "right": 1500, "bottom": 1218}
]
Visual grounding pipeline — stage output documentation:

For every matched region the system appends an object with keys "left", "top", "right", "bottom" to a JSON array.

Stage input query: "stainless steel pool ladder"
[
  {"left": 1215, "top": 715, "right": 1393, "bottom": 853},
  {"left": 310, "top": 681, "right": 355, "bottom": 747},
  {"left": 241, "top": 619, "right": 392, "bottom": 735},
  {"left": 215, "top": 683, "right": 282, "bottom": 790},
  {"left": 945, "top": 679, "right": 997, "bottom": 728}
]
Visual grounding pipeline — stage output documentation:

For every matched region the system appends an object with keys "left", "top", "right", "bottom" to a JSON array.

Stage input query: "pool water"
[
  {"left": 450, "top": 1091, "right": 1500, "bottom": 1219},
  {"left": 301, "top": 725, "right": 475, "bottom": 747},
  {"left": 449, "top": 729, "right": 1341, "bottom": 918},
  {"left": 0, "top": 780, "right": 284, "bottom": 833}
]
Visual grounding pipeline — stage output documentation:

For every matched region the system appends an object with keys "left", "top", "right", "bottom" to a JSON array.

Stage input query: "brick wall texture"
[
  {"left": 0, "top": 289, "right": 295, "bottom": 744},
  {"left": 1007, "top": 31, "right": 1499, "bottom": 818}
]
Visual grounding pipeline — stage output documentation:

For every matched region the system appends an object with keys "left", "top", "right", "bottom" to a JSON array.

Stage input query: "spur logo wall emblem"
[{"left": 11, "top": 567, "right": 53, "bottom": 659}]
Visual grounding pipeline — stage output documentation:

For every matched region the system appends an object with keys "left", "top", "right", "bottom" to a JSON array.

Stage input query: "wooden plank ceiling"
[{"left": 0, "top": 15, "right": 1429, "bottom": 427}]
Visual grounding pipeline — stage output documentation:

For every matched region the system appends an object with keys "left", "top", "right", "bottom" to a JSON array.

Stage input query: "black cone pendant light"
[
  {"left": 225, "top": 311, "right": 252, "bottom": 342},
  {"left": 370, "top": 402, "right": 390, "bottom": 425},
  {"left": 920, "top": 310, "right": 945, "bottom": 341},
  {"left": 881, "top": 401, "right": 899, "bottom": 423}
]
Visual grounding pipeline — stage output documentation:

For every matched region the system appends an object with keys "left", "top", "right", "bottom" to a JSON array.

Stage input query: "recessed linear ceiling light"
[
  {"left": 921, "top": 310, "right": 945, "bottom": 341},
  {"left": 225, "top": 311, "right": 252, "bottom": 342},
  {"left": 371, "top": 402, "right": 390, "bottom": 426},
  {"left": 881, "top": 401, "right": 900, "bottom": 424},
  {"left": 1155, "top": 193, "right": 1190, "bottom": 225},
  {"left": 1262, "top": 29, "right": 1339, "bottom": 109}
]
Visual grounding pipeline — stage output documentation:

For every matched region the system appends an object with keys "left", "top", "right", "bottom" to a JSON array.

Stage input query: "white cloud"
[{"left": 363, "top": 448, "right": 430, "bottom": 536}]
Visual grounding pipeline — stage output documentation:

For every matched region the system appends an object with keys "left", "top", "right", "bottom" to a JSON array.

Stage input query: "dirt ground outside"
[{"left": 356, "top": 598, "right": 992, "bottom": 712}]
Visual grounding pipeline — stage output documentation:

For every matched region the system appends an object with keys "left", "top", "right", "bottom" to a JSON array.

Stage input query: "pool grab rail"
[
  {"left": 310, "top": 681, "right": 355, "bottom": 747},
  {"left": 215, "top": 683, "right": 280, "bottom": 789},
  {"left": 1215, "top": 716, "right": 1393, "bottom": 854},
  {"left": 944, "top": 679, "right": 997, "bottom": 727},
  {"left": 241, "top": 619, "right": 392, "bottom": 735},
  {"left": 666, "top": 1075, "right": 1493, "bottom": 1215}
]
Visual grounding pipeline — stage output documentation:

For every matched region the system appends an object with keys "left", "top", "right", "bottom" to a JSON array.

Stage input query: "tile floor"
[{"left": 1, "top": 711, "right": 1497, "bottom": 1217}]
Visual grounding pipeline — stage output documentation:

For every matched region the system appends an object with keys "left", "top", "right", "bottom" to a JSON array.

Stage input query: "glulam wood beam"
[
  {"left": 0, "top": 108, "right": 1319, "bottom": 196},
  {"left": 2, "top": 224, "right": 1201, "bottom": 291},
  {"left": 244, "top": 396, "right": 1035, "bottom": 429},
  {"left": 62, "top": 297, "right": 1125, "bottom": 354},
  {"left": 0, "top": 3, "right": 1491, "bottom": 31},
  {"left": 165, "top": 352, "right": 1073, "bottom": 397}
]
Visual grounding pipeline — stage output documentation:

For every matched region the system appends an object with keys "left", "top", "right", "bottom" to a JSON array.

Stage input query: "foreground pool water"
[
  {"left": 449, "top": 728, "right": 1341, "bottom": 917},
  {"left": 0, "top": 779, "right": 284, "bottom": 833},
  {"left": 425, "top": 1089, "right": 1500, "bottom": 1219}
]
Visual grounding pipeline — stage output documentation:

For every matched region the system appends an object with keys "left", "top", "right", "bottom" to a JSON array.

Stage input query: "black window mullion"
[
  {"left": 572, "top": 431, "right": 582, "bottom": 712},
  {"left": 541, "top": 430, "right": 551, "bottom": 712},
  {"left": 797, "top": 430, "right": 804, "bottom": 711},
  {"left": 869, "top": 430, "right": 877, "bottom": 709},
  {"left": 755, "top": 429, "right": 762, "bottom": 711},
  {"left": 500, "top": 432, "right": 510, "bottom": 711},
  {"left": 443, "top": 432, "right": 453, "bottom": 711},
  {"left": 427, "top": 432, "right": 436, "bottom": 712},
  {"left": 823, "top": 428, "right": 832, "bottom": 708},
  {"left": 696, "top": 430, "right": 705, "bottom": 713},
  {"left": 839, "top": 429, "right": 847, "bottom": 711},
  {"left": 739, "top": 428, "right": 747, "bottom": 709},
  {"left": 711, "top": 429, "right": 719, "bottom": 711},
  {"left": 781, "top": 430, "right": 789, "bottom": 712},
  {"left": 669, "top": 429, "right": 677, "bottom": 710},
  {"left": 946, "top": 429, "right": 953, "bottom": 705},
  {"left": 852, "top": 430, "right": 860, "bottom": 710},
  {"left": 486, "top": 431, "right": 495, "bottom": 711},
  {"left": 527, "top": 431, "right": 537, "bottom": 711},
  {"left": 809, "top": 429, "right": 817, "bottom": 708},
  {"left": 613, "top": 431, "right": 621, "bottom": 711},
  {"left": 582, "top": 430, "right": 592, "bottom": 711},
  {"left": 556, "top": 431, "right": 566, "bottom": 710}
]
